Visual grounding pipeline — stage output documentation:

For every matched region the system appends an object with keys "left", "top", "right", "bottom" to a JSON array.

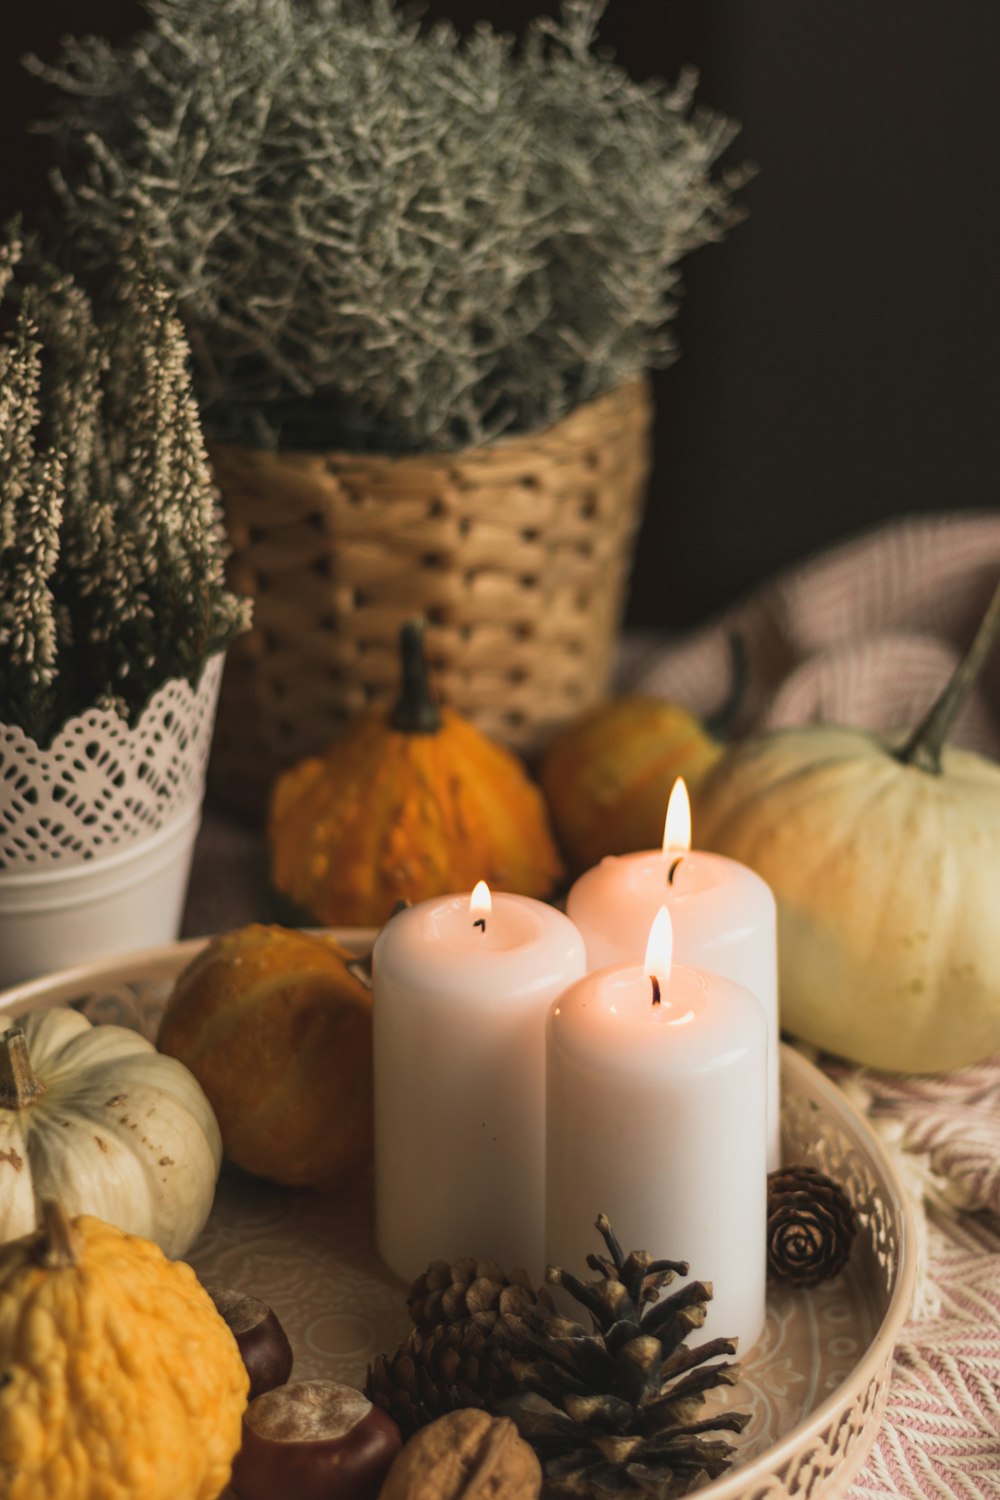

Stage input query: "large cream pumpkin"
[
  {"left": 697, "top": 725, "right": 1000, "bottom": 1072},
  {"left": 698, "top": 585, "right": 1000, "bottom": 1073},
  {"left": 0, "top": 1008, "right": 221, "bottom": 1256}
]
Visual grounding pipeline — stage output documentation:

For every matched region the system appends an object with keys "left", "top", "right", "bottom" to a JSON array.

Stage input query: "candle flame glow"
[
  {"left": 644, "top": 906, "right": 673, "bottom": 981},
  {"left": 661, "top": 777, "right": 692, "bottom": 854},
  {"left": 470, "top": 880, "right": 492, "bottom": 915}
]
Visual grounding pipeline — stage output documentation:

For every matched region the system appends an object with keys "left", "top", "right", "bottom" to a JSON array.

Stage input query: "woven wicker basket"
[{"left": 208, "top": 378, "right": 652, "bottom": 819}]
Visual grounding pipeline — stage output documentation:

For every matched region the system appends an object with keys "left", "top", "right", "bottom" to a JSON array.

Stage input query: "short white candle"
[
  {"left": 546, "top": 908, "right": 768, "bottom": 1354},
  {"left": 373, "top": 883, "right": 586, "bottom": 1283},
  {"left": 567, "top": 779, "right": 780, "bottom": 1170}
]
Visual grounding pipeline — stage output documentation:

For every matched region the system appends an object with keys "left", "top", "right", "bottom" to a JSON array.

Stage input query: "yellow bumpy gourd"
[{"left": 0, "top": 1202, "right": 248, "bottom": 1500}]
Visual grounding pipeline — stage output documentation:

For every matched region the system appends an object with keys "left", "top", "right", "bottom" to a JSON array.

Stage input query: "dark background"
[{"left": 4, "top": 1, "right": 999, "bottom": 629}]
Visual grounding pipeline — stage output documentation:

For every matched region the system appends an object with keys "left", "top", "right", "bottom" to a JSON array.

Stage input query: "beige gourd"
[
  {"left": 0, "top": 1007, "right": 221, "bottom": 1256},
  {"left": 697, "top": 582, "right": 1000, "bottom": 1072}
]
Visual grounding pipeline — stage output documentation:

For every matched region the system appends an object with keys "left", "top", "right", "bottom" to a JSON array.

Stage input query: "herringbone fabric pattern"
[
  {"left": 834, "top": 1051, "right": 1000, "bottom": 1496},
  {"left": 850, "top": 1203, "right": 1000, "bottom": 1498}
]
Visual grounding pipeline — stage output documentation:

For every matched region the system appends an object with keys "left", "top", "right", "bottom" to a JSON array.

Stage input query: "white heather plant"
[
  {"left": 29, "top": 0, "right": 747, "bottom": 452},
  {"left": 0, "top": 229, "right": 251, "bottom": 744}
]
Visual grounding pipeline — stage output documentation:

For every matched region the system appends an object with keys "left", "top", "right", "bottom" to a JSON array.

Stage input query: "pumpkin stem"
[
  {"left": 0, "top": 1026, "right": 46, "bottom": 1109},
  {"left": 33, "top": 1200, "right": 82, "bottom": 1269},
  {"left": 390, "top": 617, "right": 443, "bottom": 734},
  {"left": 896, "top": 577, "right": 1000, "bottom": 774}
]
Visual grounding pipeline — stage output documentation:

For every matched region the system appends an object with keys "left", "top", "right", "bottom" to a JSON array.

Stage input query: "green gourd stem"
[
  {"left": 897, "top": 577, "right": 1000, "bottom": 774},
  {"left": 33, "top": 1200, "right": 81, "bottom": 1270},
  {"left": 0, "top": 1026, "right": 45, "bottom": 1109},
  {"left": 389, "top": 618, "right": 443, "bottom": 734}
]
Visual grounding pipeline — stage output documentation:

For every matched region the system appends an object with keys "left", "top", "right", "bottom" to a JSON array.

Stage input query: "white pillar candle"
[
  {"left": 373, "top": 883, "right": 586, "bottom": 1283},
  {"left": 566, "top": 779, "right": 780, "bottom": 1169},
  {"left": 546, "top": 908, "right": 768, "bottom": 1355}
]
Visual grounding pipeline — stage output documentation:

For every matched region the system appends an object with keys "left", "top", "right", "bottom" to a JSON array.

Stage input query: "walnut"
[{"left": 379, "top": 1409, "right": 541, "bottom": 1500}]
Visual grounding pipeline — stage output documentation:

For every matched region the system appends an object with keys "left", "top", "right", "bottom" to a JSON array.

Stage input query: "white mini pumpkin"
[{"left": 0, "top": 1007, "right": 221, "bottom": 1256}]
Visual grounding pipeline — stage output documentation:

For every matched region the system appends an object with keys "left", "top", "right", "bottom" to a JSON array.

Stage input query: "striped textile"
[
  {"left": 628, "top": 511, "right": 1000, "bottom": 757},
  {"left": 855, "top": 1210, "right": 1000, "bottom": 1500},
  {"left": 826, "top": 1051, "right": 1000, "bottom": 1496}
]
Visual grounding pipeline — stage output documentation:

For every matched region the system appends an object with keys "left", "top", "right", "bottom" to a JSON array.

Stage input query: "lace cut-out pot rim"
[{"left": 0, "top": 654, "right": 224, "bottom": 874}]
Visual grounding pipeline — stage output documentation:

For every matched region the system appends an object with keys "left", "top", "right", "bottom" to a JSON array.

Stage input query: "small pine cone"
[
  {"left": 365, "top": 1320, "right": 509, "bottom": 1441},
  {"left": 368, "top": 1256, "right": 555, "bottom": 1441},
  {"left": 408, "top": 1256, "right": 552, "bottom": 1341},
  {"left": 767, "top": 1164, "right": 857, "bottom": 1287}
]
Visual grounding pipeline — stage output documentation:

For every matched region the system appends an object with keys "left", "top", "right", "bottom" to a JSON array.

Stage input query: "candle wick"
[
  {"left": 666, "top": 856, "right": 683, "bottom": 886},
  {"left": 650, "top": 975, "right": 661, "bottom": 1006},
  {"left": 474, "top": 918, "right": 487, "bottom": 933}
]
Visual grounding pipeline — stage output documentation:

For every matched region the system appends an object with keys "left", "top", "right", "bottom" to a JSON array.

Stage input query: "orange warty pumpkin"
[{"left": 268, "top": 621, "right": 563, "bottom": 925}]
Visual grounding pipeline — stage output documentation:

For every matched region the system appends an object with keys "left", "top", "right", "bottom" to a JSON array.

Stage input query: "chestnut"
[
  {"left": 230, "top": 1380, "right": 403, "bottom": 1500},
  {"left": 205, "top": 1284, "right": 294, "bottom": 1400}
]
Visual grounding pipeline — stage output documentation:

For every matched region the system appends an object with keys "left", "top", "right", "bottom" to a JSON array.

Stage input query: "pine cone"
[
  {"left": 366, "top": 1322, "right": 499, "bottom": 1440},
  {"left": 766, "top": 1164, "right": 856, "bottom": 1287},
  {"left": 508, "top": 1215, "right": 749, "bottom": 1499},
  {"left": 408, "top": 1256, "right": 553, "bottom": 1339},
  {"left": 367, "top": 1257, "right": 553, "bottom": 1440}
]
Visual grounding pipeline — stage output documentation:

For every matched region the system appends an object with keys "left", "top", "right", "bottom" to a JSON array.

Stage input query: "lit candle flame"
[
  {"left": 470, "top": 880, "right": 492, "bottom": 914},
  {"left": 470, "top": 881, "right": 492, "bottom": 932},
  {"left": 644, "top": 906, "right": 673, "bottom": 984},
  {"left": 661, "top": 777, "right": 692, "bottom": 854}
]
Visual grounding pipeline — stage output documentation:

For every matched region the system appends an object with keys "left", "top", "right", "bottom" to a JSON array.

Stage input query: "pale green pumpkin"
[{"left": 697, "top": 584, "right": 1000, "bottom": 1073}]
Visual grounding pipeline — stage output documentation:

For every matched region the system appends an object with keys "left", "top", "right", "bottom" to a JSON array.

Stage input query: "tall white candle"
[
  {"left": 546, "top": 908, "right": 768, "bottom": 1354},
  {"left": 373, "top": 883, "right": 586, "bottom": 1283},
  {"left": 566, "top": 780, "right": 780, "bottom": 1170}
]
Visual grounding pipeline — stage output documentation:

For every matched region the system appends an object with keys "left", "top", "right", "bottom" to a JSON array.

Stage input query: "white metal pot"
[{"left": 0, "top": 655, "right": 223, "bottom": 990}]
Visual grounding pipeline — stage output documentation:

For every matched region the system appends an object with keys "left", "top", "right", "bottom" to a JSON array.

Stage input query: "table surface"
[{"left": 182, "top": 807, "right": 1000, "bottom": 1500}]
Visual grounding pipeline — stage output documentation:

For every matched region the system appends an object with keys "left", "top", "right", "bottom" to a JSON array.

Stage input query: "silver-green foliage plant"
[
  {"left": 0, "top": 228, "right": 251, "bottom": 744},
  {"left": 29, "top": 0, "right": 747, "bottom": 452}
]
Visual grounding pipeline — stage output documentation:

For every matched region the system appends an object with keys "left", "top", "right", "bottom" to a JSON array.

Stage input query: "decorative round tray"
[{"left": 1, "top": 937, "right": 916, "bottom": 1500}]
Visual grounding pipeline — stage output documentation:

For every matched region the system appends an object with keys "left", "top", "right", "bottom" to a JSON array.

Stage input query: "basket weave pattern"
[{"left": 208, "top": 380, "right": 652, "bottom": 818}]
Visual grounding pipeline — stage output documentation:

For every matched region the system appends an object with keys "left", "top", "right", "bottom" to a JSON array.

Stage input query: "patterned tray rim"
[{"left": 0, "top": 933, "right": 918, "bottom": 1500}]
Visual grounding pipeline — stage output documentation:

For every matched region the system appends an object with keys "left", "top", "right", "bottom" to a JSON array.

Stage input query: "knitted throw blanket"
[{"left": 625, "top": 511, "right": 1000, "bottom": 1498}]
